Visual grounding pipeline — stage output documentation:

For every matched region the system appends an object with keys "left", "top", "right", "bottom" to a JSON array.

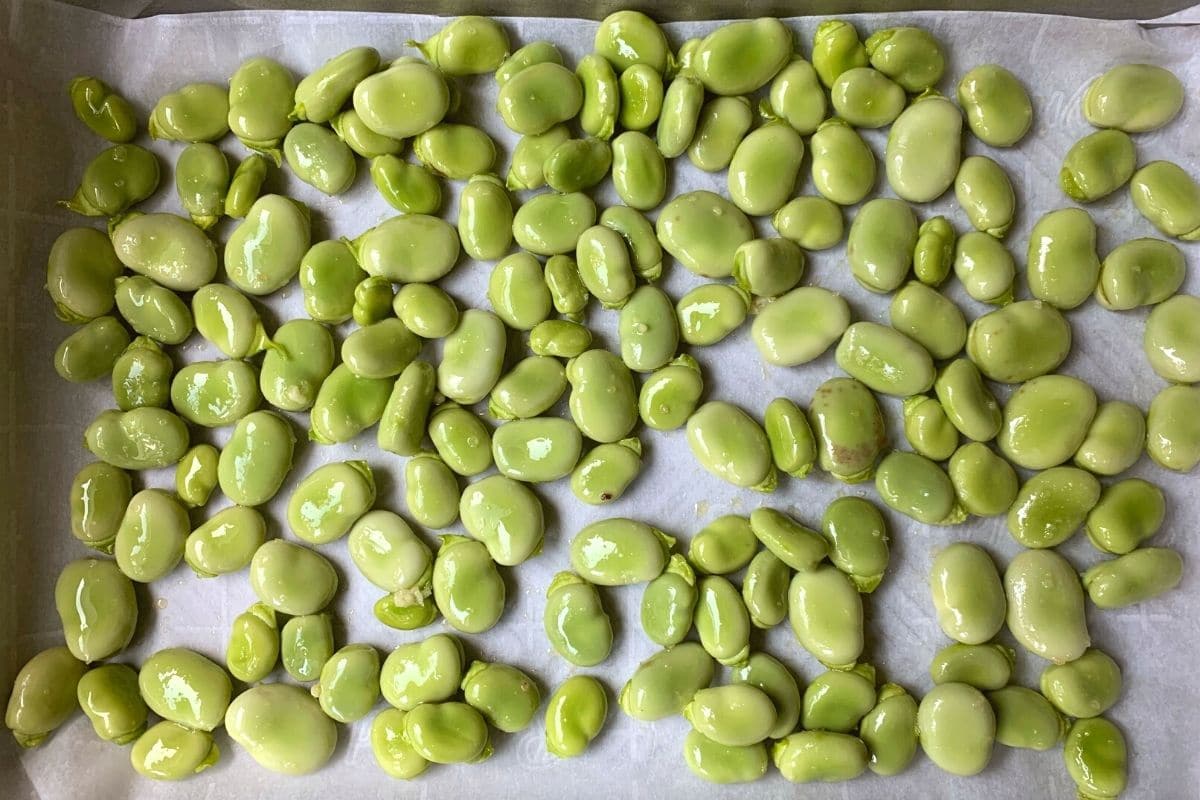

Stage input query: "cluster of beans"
[{"left": 6, "top": 9, "right": 1200, "bottom": 795}]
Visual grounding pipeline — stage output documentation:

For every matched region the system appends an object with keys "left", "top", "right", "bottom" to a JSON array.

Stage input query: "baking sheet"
[{"left": 1, "top": 1, "right": 1198, "bottom": 797}]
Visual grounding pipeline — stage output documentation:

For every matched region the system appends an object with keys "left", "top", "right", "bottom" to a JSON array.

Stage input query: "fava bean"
[
  {"left": 76, "top": 662, "right": 147, "bottom": 745},
  {"left": 809, "top": 377, "right": 887, "bottom": 483},
  {"left": 875, "top": 451, "right": 965, "bottom": 525},
  {"left": 293, "top": 47, "right": 381, "bottom": 123},
  {"left": 149, "top": 83, "right": 229, "bottom": 142},
  {"left": 619, "top": 643, "right": 714, "bottom": 721},
  {"left": 966, "top": 300, "right": 1071, "bottom": 383},
  {"left": 998, "top": 375, "right": 1097, "bottom": 470},
  {"left": 170, "top": 359, "right": 260, "bottom": 427},
  {"left": 1096, "top": 237, "right": 1185, "bottom": 310},
  {"left": 789, "top": 565, "right": 863, "bottom": 669},
  {"left": 259, "top": 319, "right": 334, "bottom": 412},
  {"left": 46, "top": 227, "right": 123, "bottom": 323},
  {"left": 184, "top": 505, "right": 265, "bottom": 578},
  {"left": 640, "top": 554, "right": 696, "bottom": 647},
  {"left": 225, "top": 683, "right": 336, "bottom": 775},
  {"left": 130, "top": 722, "right": 218, "bottom": 780},
  {"left": 545, "top": 571, "right": 614, "bottom": 666},
  {"left": 957, "top": 64, "right": 1032, "bottom": 146},
  {"left": 821, "top": 496, "right": 890, "bottom": 592},
  {"left": 890, "top": 282, "right": 966, "bottom": 360},
  {"left": 930, "top": 643, "right": 1014, "bottom": 690},
  {"left": 70, "top": 461, "right": 131, "bottom": 552},
  {"left": 1082, "top": 547, "right": 1183, "bottom": 609},
  {"left": 1007, "top": 467, "right": 1100, "bottom": 548},
  {"left": 429, "top": 403, "right": 494, "bottom": 477},
  {"left": 250, "top": 539, "right": 338, "bottom": 615},
  {"left": 192, "top": 283, "right": 271, "bottom": 359},
  {"left": 688, "top": 515, "right": 756, "bottom": 575},
  {"left": 773, "top": 196, "right": 844, "bottom": 251},
  {"left": 281, "top": 613, "right": 334, "bottom": 682},
  {"left": 461, "top": 661, "right": 539, "bottom": 734},
  {"left": 1130, "top": 161, "right": 1200, "bottom": 240},
  {"left": 225, "top": 194, "right": 311, "bottom": 295},
  {"left": 948, "top": 442, "right": 1018, "bottom": 517},
  {"left": 955, "top": 155, "right": 1016, "bottom": 239},
  {"left": 772, "top": 731, "right": 869, "bottom": 783},
  {"left": 741, "top": 550, "right": 790, "bottom": 629},
  {"left": 55, "top": 316, "right": 129, "bottom": 383},
  {"left": 619, "top": 64, "right": 664, "bottom": 131},
  {"left": 378, "top": 360, "right": 436, "bottom": 457},
  {"left": 380, "top": 634, "right": 464, "bottom": 711},
  {"left": 1085, "top": 478, "right": 1165, "bottom": 555},
  {"left": 913, "top": 216, "right": 956, "bottom": 287},
  {"left": 848, "top": 198, "right": 918, "bottom": 293},
  {"left": 514, "top": 191, "right": 597, "bottom": 256},
  {"left": 353, "top": 61, "right": 449, "bottom": 139},
  {"left": 225, "top": 154, "right": 270, "bottom": 219},
  {"left": 935, "top": 359, "right": 1002, "bottom": 442},
  {"left": 930, "top": 543, "right": 1006, "bottom": 644},
  {"left": 903, "top": 396, "right": 958, "bottom": 461},
  {"left": 432, "top": 535, "right": 507, "bottom": 633},
  {"left": 917, "top": 683, "right": 994, "bottom": 776},
  {"left": 570, "top": 517, "right": 671, "bottom": 586},
  {"left": 219, "top": 410, "right": 295, "bottom": 506},
  {"left": 572, "top": 437, "right": 643, "bottom": 505},
  {"left": 886, "top": 92, "right": 962, "bottom": 202},
  {"left": 1083, "top": 63, "right": 1183, "bottom": 132},
  {"left": 1146, "top": 384, "right": 1200, "bottom": 471},
  {"left": 6, "top": 647, "right": 86, "bottom": 748},
  {"left": 812, "top": 19, "right": 868, "bottom": 87},
  {"left": 84, "top": 407, "right": 189, "bottom": 470},
  {"left": 70, "top": 77, "right": 137, "bottom": 142},
  {"left": 727, "top": 121, "right": 805, "bottom": 216},
  {"left": 62, "top": 144, "right": 159, "bottom": 218},
  {"left": 831, "top": 67, "right": 905, "bottom": 128},
  {"left": 496, "top": 62, "right": 583, "bottom": 136},
  {"left": 836, "top": 322, "right": 935, "bottom": 397},
  {"left": 1040, "top": 648, "right": 1122, "bottom": 719},
  {"left": 764, "top": 397, "right": 817, "bottom": 479},
  {"left": 1005, "top": 549, "right": 1090, "bottom": 663},
  {"left": 810, "top": 118, "right": 876, "bottom": 206},
  {"left": 546, "top": 676, "right": 607, "bottom": 758},
  {"left": 138, "top": 648, "right": 231, "bottom": 732},
  {"left": 410, "top": 16, "right": 509, "bottom": 75},
  {"left": 859, "top": 684, "right": 919, "bottom": 776},
  {"left": 226, "top": 603, "right": 279, "bottom": 683},
  {"left": 506, "top": 124, "right": 570, "bottom": 190},
  {"left": 489, "top": 355, "right": 567, "bottom": 420}
]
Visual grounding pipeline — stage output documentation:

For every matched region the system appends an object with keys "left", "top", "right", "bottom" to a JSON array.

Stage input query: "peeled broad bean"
[
  {"left": 545, "top": 572, "right": 613, "bottom": 666},
  {"left": 821, "top": 496, "right": 890, "bottom": 592},
  {"left": 847, "top": 198, "right": 918, "bottom": 293},
  {"left": 1082, "top": 547, "right": 1183, "bottom": 609},
  {"left": 1085, "top": 478, "right": 1165, "bottom": 555},
  {"left": 808, "top": 377, "right": 887, "bottom": 483},
  {"left": 789, "top": 565, "right": 863, "bottom": 669},
  {"left": 687, "top": 401, "right": 776, "bottom": 491},
  {"left": 930, "top": 643, "right": 1014, "bottom": 691},
  {"left": 955, "top": 156, "right": 1016, "bottom": 239},
  {"left": 810, "top": 118, "right": 876, "bottom": 206},
  {"left": 1083, "top": 63, "right": 1183, "bottom": 132},
  {"left": 966, "top": 300, "right": 1071, "bottom": 383},
  {"left": 1096, "top": 238, "right": 1185, "bottom": 310},
  {"left": 886, "top": 92, "right": 961, "bottom": 202},
  {"left": 875, "top": 451, "right": 964, "bottom": 525},
  {"left": 917, "top": 683, "right": 995, "bottom": 776},
  {"left": 1130, "top": 161, "right": 1200, "bottom": 240},
  {"left": 948, "top": 442, "right": 1018, "bottom": 517},
  {"left": 930, "top": 543, "right": 1006, "bottom": 644},
  {"left": 1005, "top": 550, "right": 1090, "bottom": 663},
  {"left": 1146, "top": 384, "right": 1200, "bottom": 472},
  {"left": 998, "top": 374, "right": 1097, "bottom": 470},
  {"left": 957, "top": 64, "right": 1032, "bottom": 146},
  {"left": 1040, "top": 648, "right": 1122, "bottom": 719},
  {"left": 619, "top": 643, "right": 714, "bottom": 721}
]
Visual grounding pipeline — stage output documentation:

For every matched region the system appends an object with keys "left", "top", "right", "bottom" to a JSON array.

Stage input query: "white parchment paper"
[{"left": 1, "top": 1, "right": 1198, "bottom": 798}]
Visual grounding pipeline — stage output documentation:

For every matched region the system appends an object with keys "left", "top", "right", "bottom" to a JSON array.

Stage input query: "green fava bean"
[
  {"left": 847, "top": 198, "right": 918, "bottom": 293},
  {"left": 514, "top": 191, "right": 597, "bottom": 256},
  {"left": 461, "top": 661, "right": 540, "bottom": 733},
  {"left": 1064, "top": 717, "right": 1128, "bottom": 800},
  {"left": 283, "top": 123, "right": 355, "bottom": 194},
  {"left": 692, "top": 18, "right": 791, "bottom": 96},
  {"left": 111, "top": 212, "right": 217, "bottom": 291},
  {"left": 886, "top": 92, "right": 962, "bottom": 202},
  {"left": 496, "top": 62, "right": 583, "bottom": 136},
  {"left": 46, "top": 227, "right": 123, "bottom": 323},
  {"left": 342, "top": 319, "right": 419, "bottom": 380},
  {"left": 812, "top": 19, "right": 869, "bottom": 87},
  {"left": 432, "top": 535, "right": 507, "bottom": 634},
  {"left": 570, "top": 517, "right": 672, "bottom": 586},
  {"left": 802, "top": 664, "right": 877, "bottom": 733},
  {"left": 410, "top": 16, "right": 509, "bottom": 75},
  {"left": 602, "top": 205, "right": 663, "bottom": 281},
  {"left": 733, "top": 236, "right": 806, "bottom": 299},
  {"left": 822, "top": 496, "right": 890, "bottom": 592},
  {"left": 810, "top": 118, "right": 876, "bottom": 206},
  {"left": 876, "top": 451, "right": 964, "bottom": 525},
  {"left": 225, "top": 684, "right": 337, "bottom": 775},
  {"left": 955, "top": 155, "right": 1016, "bottom": 239},
  {"left": 70, "top": 77, "right": 137, "bottom": 143},
  {"left": 394, "top": 283, "right": 459, "bottom": 339},
  {"left": 458, "top": 174, "right": 513, "bottom": 260},
  {"left": 281, "top": 613, "right": 334, "bottom": 682},
  {"left": 55, "top": 558, "right": 137, "bottom": 662},
  {"left": 1145, "top": 294, "right": 1200, "bottom": 383},
  {"left": 1084, "top": 63, "right": 1183, "bottom": 132},
  {"left": 505, "top": 124, "right": 570, "bottom": 190},
  {"left": 287, "top": 460, "right": 375, "bottom": 545},
  {"left": 809, "top": 377, "right": 888, "bottom": 483},
  {"left": 656, "top": 72, "right": 704, "bottom": 158},
  {"left": 545, "top": 571, "right": 614, "bottom": 666},
  {"left": 572, "top": 437, "right": 643, "bottom": 505},
  {"left": 130, "top": 722, "right": 219, "bottom": 780},
  {"left": 684, "top": 684, "right": 776, "bottom": 747},
  {"left": 567, "top": 348, "right": 638, "bottom": 443},
  {"left": 1147, "top": 384, "right": 1200, "bottom": 471},
  {"left": 61, "top": 144, "right": 159, "bottom": 218},
  {"left": 316, "top": 644, "right": 380, "bottom": 724},
  {"left": 489, "top": 252, "right": 553, "bottom": 330},
  {"left": 109, "top": 342, "right": 172, "bottom": 409},
  {"left": 293, "top": 46, "right": 380, "bottom": 123},
  {"left": 773, "top": 196, "right": 845, "bottom": 251},
  {"left": 5, "top": 647, "right": 86, "bottom": 748},
  {"left": 429, "top": 403, "right": 494, "bottom": 476},
  {"left": 930, "top": 542, "right": 1006, "bottom": 644},
  {"left": 353, "top": 61, "right": 448, "bottom": 139},
  {"left": 149, "top": 83, "right": 229, "bottom": 142},
  {"left": 380, "top": 634, "right": 464, "bottom": 711},
  {"left": 378, "top": 359, "right": 436, "bottom": 457},
  {"left": 70, "top": 461, "right": 131, "bottom": 551},
  {"left": 913, "top": 214, "right": 954, "bottom": 288},
  {"left": 250, "top": 539, "right": 338, "bottom": 615},
  {"left": 765, "top": 397, "right": 818, "bottom": 479},
  {"left": 575, "top": 225, "right": 635, "bottom": 309},
  {"left": 772, "top": 731, "right": 869, "bottom": 783},
  {"left": 890, "top": 282, "right": 966, "bottom": 360},
  {"left": 542, "top": 254, "right": 589, "bottom": 318},
  {"left": 1096, "top": 237, "right": 1185, "bottom": 310},
  {"left": 55, "top": 316, "right": 129, "bottom": 383},
  {"left": 657, "top": 190, "right": 753, "bottom": 278},
  {"left": 639, "top": 354, "right": 704, "bottom": 431},
  {"left": 169, "top": 359, "right": 261, "bottom": 427},
  {"left": 114, "top": 276, "right": 192, "bottom": 345},
  {"left": 1008, "top": 467, "right": 1101, "bottom": 549},
  {"left": 496, "top": 39, "right": 563, "bottom": 84},
  {"left": 1130, "top": 161, "right": 1200, "bottom": 240},
  {"left": 998, "top": 375, "right": 1097, "bottom": 470},
  {"left": 640, "top": 554, "right": 697, "bottom": 647},
  {"left": 227, "top": 57, "right": 294, "bottom": 157},
  {"left": 226, "top": 154, "right": 271, "bottom": 219},
  {"left": 576, "top": 54, "right": 618, "bottom": 140},
  {"left": 546, "top": 676, "right": 608, "bottom": 758},
  {"left": 184, "top": 505, "right": 266, "bottom": 578},
  {"left": 954, "top": 231, "right": 1016, "bottom": 304},
  {"left": 489, "top": 355, "right": 567, "bottom": 420},
  {"left": 405, "top": 454, "right": 461, "bottom": 530},
  {"left": 332, "top": 109, "right": 404, "bottom": 159},
  {"left": 987, "top": 686, "right": 1067, "bottom": 751},
  {"left": 688, "top": 514, "right": 756, "bottom": 575},
  {"left": 935, "top": 359, "right": 1002, "bottom": 442},
  {"left": 370, "top": 156, "right": 442, "bottom": 215},
  {"left": 831, "top": 67, "right": 905, "bottom": 128},
  {"left": 192, "top": 284, "right": 270, "bottom": 358},
  {"left": 226, "top": 603, "right": 279, "bottom": 683},
  {"left": 1085, "top": 478, "right": 1165, "bottom": 555},
  {"left": 618, "top": 64, "right": 663, "bottom": 131},
  {"left": 1082, "top": 547, "right": 1183, "bottom": 609},
  {"left": 225, "top": 194, "right": 311, "bottom": 295},
  {"left": 309, "top": 364, "right": 391, "bottom": 444},
  {"left": 260, "top": 319, "right": 334, "bottom": 412},
  {"left": 859, "top": 684, "right": 919, "bottom": 776},
  {"left": 84, "top": 407, "right": 189, "bottom": 470},
  {"left": 966, "top": 300, "right": 1071, "bottom": 383},
  {"left": 1026, "top": 207, "right": 1101, "bottom": 309},
  {"left": 619, "top": 286, "right": 677, "bottom": 371},
  {"left": 730, "top": 652, "right": 801, "bottom": 739},
  {"left": 948, "top": 442, "right": 1018, "bottom": 517},
  {"left": 694, "top": 575, "right": 752, "bottom": 666},
  {"left": 619, "top": 643, "right": 715, "bottom": 721},
  {"left": 683, "top": 730, "right": 768, "bottom": 784},
  {"left": 1005, "top": 549, "right": 1090, "bottom": 663},
  {"left": 917, "top": 683, "right": 995, "bottom": 776},
  {"left": 957, "top": 64, "right": 1033, "bottom": 147},
  {"left": 374, "top": 590, "right": 437, "bottom": 631},
  {"left": 1061, "top": 130, "right": 1135, "bottom": 203},
  {"left": 1040, "top": 648, "right": 1122, "bottom": 719},
  {"left": 691, "top": 95, "right": 753, "bottom": 172},
  {"left": 414, "top": 123, "right": 497, "bottom": 180},
  {"left": 138, "top": 648, "right": 231, "bottom": 731},
  {"left": 903, "top": 396, "right": 959, "bottom": 461},
  {"left": 930, "top": 643, "right": 1015, "bottom": 690},
  {"left": 686, "top": 401, "right": 776, "bottom": 491},
  {"left": 727, "top": 121, "right": 805, "bottom": 216},
  {"left": 348, "top": 509, "right": 432, "bottom": 596},
  {"left": 749, "top": 507, "right": 828, "bottom": 572},
  {"left": 742, "top": 549, "right": 790, "bottom": 629},
  {"left": 866, "top": 26, "right": 944, "bottom": 91},
  {"left": 493, "top": 416, "right": 582, "bottom": 482},
  {"left": 836, "top": 322, "right": 935, "bottom": 397},
  {"left": 611, "top": 131, "right": 666, "bottom": 210},
  {"left": 77, "top": 663, "right": 148, "bottom": 745},
  {"left": 218, "top": 410, "right": 296, "bottom": 506},
  {"left": 679, "top": 283, "right": 751, "bottom": 347},
  {"left": 350, "top": 213, "right": 460, "bottom": 283},
  {"left": 174, "top": 143, "right": 228, "bottom": 230},
  {"left": 594, "top": 10, "right": 669, "bottom": 72},
  {"left": 765, "top": 58, "right": 827, "bottom": 135}
]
